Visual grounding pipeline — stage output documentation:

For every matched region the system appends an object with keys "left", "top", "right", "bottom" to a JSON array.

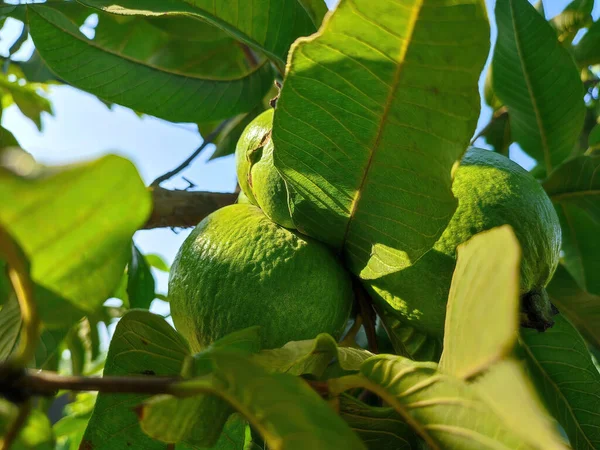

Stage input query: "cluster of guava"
[{"left": 169, "top": 109, "right": 561, "bottom": 354}]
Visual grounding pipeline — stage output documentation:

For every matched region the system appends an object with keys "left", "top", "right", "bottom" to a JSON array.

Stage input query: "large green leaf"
[
  {"left": 0, "top": 153, "right": 150, "bottom": 317},
  {"left": 440, "top": 226, "right": 520, "bottom": 379},
  {"left": 298, "top": 0, "right": 329, "bottom": 28},
  {"left": 492, "top": 0, "right": 585, "bottom": 173},
  {"left": 555, "top": 203, "right": 600, "bottom": 295},
  {"left": 521, "top": 314, "right": 600, "bottom": 450},
  {"left": 332, "top": 355, "right": 562, "bottom": 450},
  {"left": 79, "top": 0, "right": 319, "bottom": 67},
  {"left": 574, "top": 18, "right": 600, "bottom": 66},
  {"left": 155, "top": 351, "right": 366, "bottom": 450},
  {"left": 81, "top": 310, "right": 190, "bottom": 450},
  {"left": 544, "top": 154, "right": 600, "bottom": 222},
  {"left": 338, "top": 394, "right": 419, "bottom": 450},
  {"left": 273, "top": 0, "right": 489, "bottom": 276},
  {"left": 28, "top": 4, "right": 274, "bottom": 123},
  {"left": 547, "top": 264, "right": 600, "bottom": 349}
]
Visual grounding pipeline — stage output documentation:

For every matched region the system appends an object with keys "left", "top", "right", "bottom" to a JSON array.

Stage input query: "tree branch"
[
  {"left": 150, "top": 120, "right": 231, "bottom": 187},
  {"left": 144, "top": 187, "right": 237, "bottom": 229}
]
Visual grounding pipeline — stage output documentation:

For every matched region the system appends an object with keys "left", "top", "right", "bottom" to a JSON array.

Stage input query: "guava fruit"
[
  {"left": 235, "top": 109, "right": 295, "bottom": 229},
  {"left": 367, "top": 148, "right": 561, "bottom": 337},
  {"left": 168, "top": 203, "right": 353, "bottom": 352}
]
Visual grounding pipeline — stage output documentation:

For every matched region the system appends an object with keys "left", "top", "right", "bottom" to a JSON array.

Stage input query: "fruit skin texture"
[
  {"left": 168, "top": 203, "right": 353, "bottom": 352},
  {"left": 368, "top": 148, "right": 561, "bottom": 337},
  {"left": 235, "top": 109, "right": 295, "bottom": 229}
]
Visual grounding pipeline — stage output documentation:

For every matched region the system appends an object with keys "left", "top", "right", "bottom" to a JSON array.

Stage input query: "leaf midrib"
[
  {"left": 30, "top": 5, "right": 267, "bottom": 82},
  {"left": 550, "top": 189, "right": 600, "bottom": 201},
  {"left": 340, "top": 0, "right": 423, "bottom": 250},
  {"left": 509, "top": 0, "right": 553, "bottom": 174}
]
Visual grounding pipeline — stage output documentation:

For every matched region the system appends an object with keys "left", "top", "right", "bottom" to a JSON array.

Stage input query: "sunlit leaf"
[
  {"left": 0, "top": 152, "right": 151, "bottom": 316},
  {"left": 521, "top": 314, "right": 600, "bottom": 450},
  {"left": 28, "top": 4, "right": 274, "bottom": 123},
  {"left": 273, "top": 0, "right": 489, "bottom": 280},
  {"left": 0, "top": 402, "right": 54, "bottom": 450},
  {"left": 440, "top": 226, "right": 520, "bottom": 379},
  {"left": 492, "top": 0, "right": 585, "bottom": 172},
  {"left": 550, "top": 0, "right": 594, "bottom": 43},
  {"left": 79, "top": 0, "right": 319, "bottom": 66},
  {"left": 0, "top": 74, "right": 52, "bottom": 131}
]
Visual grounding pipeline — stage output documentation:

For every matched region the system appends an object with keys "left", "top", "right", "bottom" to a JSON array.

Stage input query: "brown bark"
[{"left": 144, "top": 187, "right": 237, "bottom": 229}]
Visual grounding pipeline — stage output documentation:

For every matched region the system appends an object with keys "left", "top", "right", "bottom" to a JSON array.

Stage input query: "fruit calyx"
[{"left": 520, "top": 288, "right": 558, "bottom": 332}]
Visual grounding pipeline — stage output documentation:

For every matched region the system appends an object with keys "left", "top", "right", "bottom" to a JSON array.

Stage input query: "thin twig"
[
  {"left": 1, "top": 400, "right": 31, "bottom": 450},
  {"left": 150, "top": 119, "right": 231, "bottom": 187},
  {"left": 353, "top": 279, "right": 378, "bottom": 354}
]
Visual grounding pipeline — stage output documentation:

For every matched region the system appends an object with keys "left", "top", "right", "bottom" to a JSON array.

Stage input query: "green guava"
[
  {"left": 235, "top": 109, "right": 295, "bottom": 229},
  {"left": 367, "top": 148, "right": 561, "bottom": 337},
  {"left": 168, "top": 203, "right": 353, "bottom": 352}
]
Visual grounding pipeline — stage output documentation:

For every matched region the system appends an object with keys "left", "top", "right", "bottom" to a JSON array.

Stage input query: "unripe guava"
[
  {"left": 235, "top": 109, "right": 295, "bottom": 229},
  {"left": 168, "top": 204, "right": 353, "bottom": 351},
  {"left": 367, "top": 148, "right": 561, "bottom": 337}
]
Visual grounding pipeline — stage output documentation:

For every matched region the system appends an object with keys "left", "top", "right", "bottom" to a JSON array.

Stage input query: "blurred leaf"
[
  {"left": 19, "top": 50, "right": 60, "bottom": 84},
  {"left": 376, "top": 309, "right": 442, "bottom": 362},
  {"left": 54, "top": 393, "right": 96, "bottom": 450},
  {"left": 555, "top": 203, "right": 600, "bottom": 295},
  {"left": 521, "top": 314, "right": 600, "bottom": 450},
  {"left": 574, "top": 18, "right": 600, "bottom": 66},
  {"left": 28, "top": 4, "right": 274, "bottom": 123},
  {"left": 473, "top": 359, "right": 568, "bottom": 450},
  {"left": 273, "top": 0, "right": 489, "bottom": 278},
  {"left": 0, "top": 125, "right": 19, "bottom": 149},
  {"left": 0, "top": 293, "right": 20, "bottom": 361},
  {"left": 145, "top": 254, "right": 169, "bottom": 272},
  {"left": 548, "top": 264, "right": 600, "bottom": 348},
  {"left": 79, "top": 0, "right": 319, "bottom": 66},
  {"left": 0, "top": 74, "right": 52, "bottom": 131},
  {"left": 127, "top": 244, "right": 156, "bottom": 310},
  {"left": 252, "top": 333, "right": 372, "bottom": 377},
  {"left": 338, "top": 394, "right": 419, "bottom": 450},
  {"left": 82, "top": 310, "right": 190, "bottom": 450},
  {"left": 335, "top": 355, "right": 557, "bottom": 450},
  {"left": 588, "top": 124, "right": 600, "bottom": 151},
  {"left": 492, "top": 0, "right": 585, "bottom": 173},
  {"left": 298, "top": 0, "right": 329, "bottom": 28},
  {"left": 550, "top": 0, "right": 594, "bottom": 43},
  {"left": 440, "top": 226, "right": 520, "bottom": 379},
  {"left": 0, "top": 401, "right": 54, "bottom": 450},
  {"left": 143, "top": 351, "right": 366, "bottom": 450},
  {"left": 479, "top": 110, "right": 511, "bottom": 156},
  {"left": 544, "top": 154, "right": 600, "bottom": 222},
  {"left": 0, "top": 153, "right": 151, "bottom": 316},
  {"left": 205, "top": 109, "right": 263, "bottom": 161}
]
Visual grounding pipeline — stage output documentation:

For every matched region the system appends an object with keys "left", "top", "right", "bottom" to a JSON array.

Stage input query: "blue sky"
[{"left": 0, "top": 0, "right": 596, "bottom": 318}]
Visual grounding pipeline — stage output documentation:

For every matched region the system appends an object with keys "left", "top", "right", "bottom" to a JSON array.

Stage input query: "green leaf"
[
  {"left": 79, "top": 0, "right": 319, "bottom": 66},
  {"left": 521, "top": 314, "right": 600, "bottom": 450},
  {"left": 28, "top": 4, "right": 274, "bottom": 123},
  {"left": 555, "top": 203, "right": 600, "bottom": 295},
  {"left": 550, "top": 0, "right": 594, "bottom": 43},
  {"left": 544, "top": 154, "right": 600, "bottom": 222},
  {"left": 547, "top": 264, "right": 600, "bottom": 349},
  {"left": 127, "top": 244, "right": 156, "bottom": 310},
  {"left": 338, "top": 394, "right": 419, "bottom": 450},
  {"left": 574, "top": 18, "right": 600, "bottom": 66},
  {"left": 151, "top": 351, "right": 366, "bottom": 450},
  {"left": 252, "top": 333, "right": 372, "bottom": 377},
  {"left": 273, "top": 0, "right": 489, "bottom": 275},
  {"left": 297, "top": 0, "right": 329, "bottom": 28},
  {"left": 203, "top": 109, "right": 264, "bottom": 161},
  {"left": 0, "top": 293, "right": 20, "bottom": 361},
  {"left": 439, "top": 226, "right": 520, "bottom": 379},
  {"left": 81, "top": 310, "right": 190, "bottom": 450},
  {"left": 588, "top": 124, "right": 600, "bottom": 151},
  {"left": 472, "top": 359, "right": 568, "bottom": 450},
  {"left": 0, "top": 152, "right": 151, "bottom": 316},
  {"left": 0, "top": 402, "right": 54, "bottom": 450},
  {"left": 376, "top": 309, "right": 442, "bottom": 362},
  {"left": 479, "top": 110, "right": 511, "bottom": 156},
  {"left": 0, "top": 125, "right": 19, "bottom": 149},
  {"left": 492, "top": 0, "right": 585, "bottom": 173},
  {"left": 145, "top": 254, "right": 169, "bottom": 272},
  {"left": 0, "top": 74, "right": 52, "bottom": 131},
  {"left": 335, "top": 355, "right": 557, "bottom": 450}
]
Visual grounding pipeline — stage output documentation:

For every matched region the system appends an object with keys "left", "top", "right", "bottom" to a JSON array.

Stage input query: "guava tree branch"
[{"left": 144, "top": 187, "right": 237, "bottom": 229}]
